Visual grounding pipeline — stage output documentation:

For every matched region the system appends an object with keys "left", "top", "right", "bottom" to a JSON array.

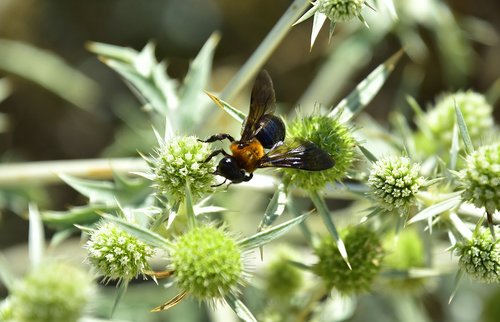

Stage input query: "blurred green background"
[{"left": 0, "top": 1, "right": 499, "bottom": 321}]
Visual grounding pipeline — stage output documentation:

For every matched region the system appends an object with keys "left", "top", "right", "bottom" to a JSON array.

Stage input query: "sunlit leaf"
[
  {"left": 238, "top": 213, "right": 309, "bottom": 251},
  {"left": 408, "top": 194, "right": 462, "bottom": 225},
  {"left": 204, "top": 91, "right": 246, "bottom": 124},
  {"left": 311, "top": 11, "right": 327, "bottom": 50},
  {"left": 330, "top": 49, "right": 404, "bottom": 123}
]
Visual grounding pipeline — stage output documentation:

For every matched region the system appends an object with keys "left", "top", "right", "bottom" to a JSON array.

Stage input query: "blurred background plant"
[{"left": 0, "top": 0, "right": 499, "bottom": 321}]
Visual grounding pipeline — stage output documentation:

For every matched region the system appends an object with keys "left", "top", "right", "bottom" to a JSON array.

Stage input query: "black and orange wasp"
[{"left": 200, "top": 70, "right": 334, "bottom": 186}]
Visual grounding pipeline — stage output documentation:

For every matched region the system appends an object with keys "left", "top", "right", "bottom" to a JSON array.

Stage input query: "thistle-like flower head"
[
  {"left": 313, "top": 225, "right": 385, "bottom": 294},
  {"left": 460, "top": 143, "right": 500, "bottom": 214},
  {"left": 454, "top": 228, "right": 500, "bottom": 283},
  {"left": 10, "top": 262, "right": 95, "bottom": 322},
  {"left": 368, "top": 156, "right": 425, "bottom": 213},
  {"left": 85, "top": 221, "right": 155, "bottom": 282},
  {"left": 169, "top": 225, "right": 247, "bottom": 303},
  {"left": 317, "top": 0, "right": 365, "bottom": 22},
  {"left": 283, "top": 115, "right": 356, "bottom": 191},
  {"left": 147, "top": 136, "right": 216, "bottom": 202}
]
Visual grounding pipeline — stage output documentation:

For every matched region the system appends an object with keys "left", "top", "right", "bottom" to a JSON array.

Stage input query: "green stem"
[{"left": 219, "top": 0, "right": 310, "bottom": 102}]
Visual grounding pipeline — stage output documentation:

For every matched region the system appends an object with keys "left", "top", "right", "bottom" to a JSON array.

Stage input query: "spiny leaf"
[
  {"left": 101, "top": 214, "right": 170, "bottom": 249},
  {"left": 407, "top": 194, "right": 462, "bottom": 225},
  {"left": 225, "top": 293, "right": 258, "bottom": 322},
  {"left": 311, "top": 11, "right": 327, "bottom": 50},
  {"left": 330, "top": 49, "right": 404, "bottom": 123},
  {"left": 86, "top": 41, "right": 136, "bottom": 63},
  {"left": 238, "top": 213, "right": 309, "bottom": 251},
  {"left": 293, "top": 3, "right": 318, "bottom": 26},
  {"left": 151, "top": 291, "right": 189, "bottom": 312},
  {"left": 358, "top": 145, "right": 378, "bottom": 163},
  {"left": 178, "top": 33, "right": 220, "bottom": 130},
  {"left": 185, "top": 182, "right": 197, "bottom": 229},
  {"left": 258, "top": 183, "right": 287, "bottom": 258},
  {"left": 42, "top": 205, "right": 112, "bottom": 229},
  {"left": 455, "top": 105, "right": 475, "bottom": 154},
  {"left": 310, "top": 191, "right": 351, "bottom": 269},
  {"left": 204, "top": 91, "right": 246, "bottom": 124}
]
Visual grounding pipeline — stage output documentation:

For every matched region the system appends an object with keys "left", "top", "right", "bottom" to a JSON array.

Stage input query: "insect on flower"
[{"left": 200, "top": 70, "right": 334, "bottom": 186}]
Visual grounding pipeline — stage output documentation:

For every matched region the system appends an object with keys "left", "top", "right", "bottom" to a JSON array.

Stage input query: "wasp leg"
[
  {"left": 204, "top": 149, "right": 230, "bottom": 163},
  {"left": 199, "top": 133, "right": 235, "bottom": 144},
  {"left": 211, "top": 178, "right": 228, "bottom": 187}
]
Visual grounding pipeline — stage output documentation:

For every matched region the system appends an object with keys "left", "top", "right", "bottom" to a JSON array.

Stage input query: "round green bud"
[
  {"left": 317, "top": 0, "right": 364, "bottom": 22},
  {"left": 313, "top": 225, "right": 385, "bottom": 294},
  {"left": 460, "top": 143, "right": 500, "bottom": 214},
  {"left": 86, "top": 221, "right": 155, "bottom": 282},
  {"left": 454, "top": 228, "right": 500, "bottom": 283},
  {"left": 368, "top": 156, "right": 425, "bottom": 213},
  {"left": 283, "top": 115, "right": 356, "bottom": 191},
  {"left": 264, "top": 252, "right": 303, "bottom": 298},
  {"left": 170, "top": 226, "right": 244, "bottom": 301},
  {"left": 10, "top": 262, "right": 94, "bottom": 322},
  {"left": 424, "top": 90, "right": 494, "bottom": 148},
  {"left": 150, "top": 136, "right": 216, "bottom": 202}
]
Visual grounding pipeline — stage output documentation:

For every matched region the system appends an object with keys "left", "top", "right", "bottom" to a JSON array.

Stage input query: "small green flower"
[
  {"left": 264, "top": 251, "right": 304, "bottom": 298},
  {"left": 313, "top": 225, "right": 385, "bottom": 294},
  {"left": 86, "top": 221, "right": 155, "bottom": 282},
  {"left": 424, "top": 90, "right": 494, "bottom": 148},
  {"left": 10, "top": 262, "right": 94, "bottom": 322},
  {"left": 147, "top": 136, "right": 216, "bottom": 202},
  {"left": 454, "top": 228, "right": 500, "bottom": 283},
  {"left": 170, "top": 225, "right": 246, "bottom": 302},
  {"left": 283, "top": 115, "right": 356, "bottom": 191},
  {"left": 460, "top": 143, "right": 500, "bottom": 214},
  {"left": 368, "top": 156, "right": 425, "bottom": 213},
  {"left": 317, "top": 0, "right": 365, "bottom": 22}
]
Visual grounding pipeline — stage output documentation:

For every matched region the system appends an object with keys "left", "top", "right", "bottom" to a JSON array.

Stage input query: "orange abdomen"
[{"left": 230, "top": 139, "right": 265, "bottom": 173}]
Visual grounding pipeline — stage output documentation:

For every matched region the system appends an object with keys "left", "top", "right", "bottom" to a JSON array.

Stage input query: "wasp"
[{"left": 201, "top": 70, "right": 334, "bottom": 186}]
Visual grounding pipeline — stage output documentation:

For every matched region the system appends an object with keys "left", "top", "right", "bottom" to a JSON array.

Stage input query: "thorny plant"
[{"left": 0, "top": 1, "right": 499, "bottom": 322}]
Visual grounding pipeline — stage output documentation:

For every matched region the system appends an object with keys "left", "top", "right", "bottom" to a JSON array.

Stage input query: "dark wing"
[
  {"left": 240, "top": 70, "right": 276, "bottom": 142},
  {"left": 257, "top": 139, "right": 334, "bottom": 171}
]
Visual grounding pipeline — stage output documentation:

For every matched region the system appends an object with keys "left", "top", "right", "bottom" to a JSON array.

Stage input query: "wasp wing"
[
  {"left": 240, "top": 70, "right": 276, "bottom": 142},
  {"left": 258, "top": 139, "right": 334, "bottom": 171}
]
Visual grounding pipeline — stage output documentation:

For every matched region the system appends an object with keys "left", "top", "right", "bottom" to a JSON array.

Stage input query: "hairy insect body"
[{"left": 230, "top": 139, "right": 265, "bottom": 173}]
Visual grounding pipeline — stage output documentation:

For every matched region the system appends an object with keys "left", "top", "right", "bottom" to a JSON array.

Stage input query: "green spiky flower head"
[
  {"left": 264, "top": 249, "right": 304, "bottom": 299},
  {"left": 148, "top": 136, "right": 216, "bottom": 202},
  {"left": 10, "top": 262, "right": 95, "bottom": 322},
  {"left": 85, "top": 221, "right": 155, "bottom": 282},
  {"left": 454, "top": 227, "right": 500, "bottom": 283},
  {"left": 368, "top": 156, "right": 425, "bottom": 213},
  {"left": 423, "top": 90, "right": 494, "bottom": 148},
  {"left": 317, "top": 0, "right": 364, "bottom": 22},
  {"left": 313, "top": 225, "right": 385, "bottom": 294},
  {"left": 283, "top": 115, "right": 356, "bottom": 191},
  {"left": 460, "top": 143, "right": 500, "bottom": 214},
  {"left": 169, "top": 225, "right": 246, "bottom": 302}
]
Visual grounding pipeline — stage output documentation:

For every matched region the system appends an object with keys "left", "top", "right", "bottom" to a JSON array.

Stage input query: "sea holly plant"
[{"left": 0, "top": 2, "right": 499, "bottom": 322}]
